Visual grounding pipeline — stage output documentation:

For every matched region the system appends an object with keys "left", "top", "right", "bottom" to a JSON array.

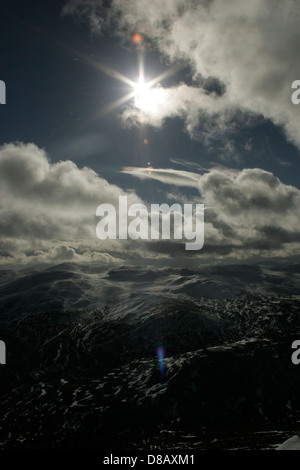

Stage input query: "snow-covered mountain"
[{"left": 0, "top": 263, "right": 299, "bottom": 450}]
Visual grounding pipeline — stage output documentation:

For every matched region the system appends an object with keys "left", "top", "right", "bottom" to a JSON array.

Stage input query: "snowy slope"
[{"left": 0, "top": 262, "right": 300, "bottom": 450}]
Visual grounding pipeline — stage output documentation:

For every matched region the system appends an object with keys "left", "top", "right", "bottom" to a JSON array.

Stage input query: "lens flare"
[
  {"left": 132, "top": 33, "right": 144, "bottom": 46},
  {"left": 156, "top": 346, "right": 165, "bottom": 379}
]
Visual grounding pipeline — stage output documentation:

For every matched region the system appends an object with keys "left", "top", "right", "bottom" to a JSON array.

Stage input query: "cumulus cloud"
[
  {"left": 200, "top": 168, "right": 300, "bottom": 255},
  {"left": 2, "top": 142, "right": 300, "bottom": 266},
  {"left": 63, "top": 0, "right": 300, "bottom": 149},
  {"left": 123, "top": 165, "right": 300, "bottom": 260},
  {"left": 0, "top": 142, "right": 140, "bottom": 266}
]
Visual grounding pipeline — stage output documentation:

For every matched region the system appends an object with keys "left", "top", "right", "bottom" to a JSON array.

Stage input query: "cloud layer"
[
  {"left": 0, "top": 142, "right": 140, "bottom": 266},
  {"left": 1, "top": 143, "right": 300, "bottom": 267},
  {"left": 124, "top": 165, "right": 300, "bottom": 260}
]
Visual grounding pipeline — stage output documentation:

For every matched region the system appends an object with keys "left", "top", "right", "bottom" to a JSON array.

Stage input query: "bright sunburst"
[
  {"left": 133, "top": 75, "right": 166, "bottom": 113},
  {"left": 61, "top": 32, "right": 178, "bottom": 124}
]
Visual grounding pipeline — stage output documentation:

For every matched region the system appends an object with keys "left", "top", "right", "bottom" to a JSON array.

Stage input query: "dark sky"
[{"left": 1, "top": 0, "right": 300, "bottom": 268}]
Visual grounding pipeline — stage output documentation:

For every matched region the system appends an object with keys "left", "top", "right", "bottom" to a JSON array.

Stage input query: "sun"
[
  {"left": 133, "top": 75, "right": 166, "bottom": 113},
  {"left": 66, "top": 39, "right": 177, "bottom": 123},
  {"left": 133, "top": 76, "right": 152, "bottom": 110}
]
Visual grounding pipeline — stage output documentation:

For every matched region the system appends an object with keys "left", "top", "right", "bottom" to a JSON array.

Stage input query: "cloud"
[
  {"left": 61, "top": 0, "right": 107, "bottom": 34},
  {"left": 121, "top": 166, "right": 201, "bottom": 187},
  {"left": 199, "top": 168, "right": 300, "bottom": 256},
  {"left": 63, "top": 0, "right": 300, "bottom": 150},
  {"left": 1, "top": 142, "right": 300, "bottom": 267},
  {"left": 122, "top": 165, "right": 300, "bottom": 260},
  {"left": 0, "top": 142, "right": 140, "bottom": 266}
]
